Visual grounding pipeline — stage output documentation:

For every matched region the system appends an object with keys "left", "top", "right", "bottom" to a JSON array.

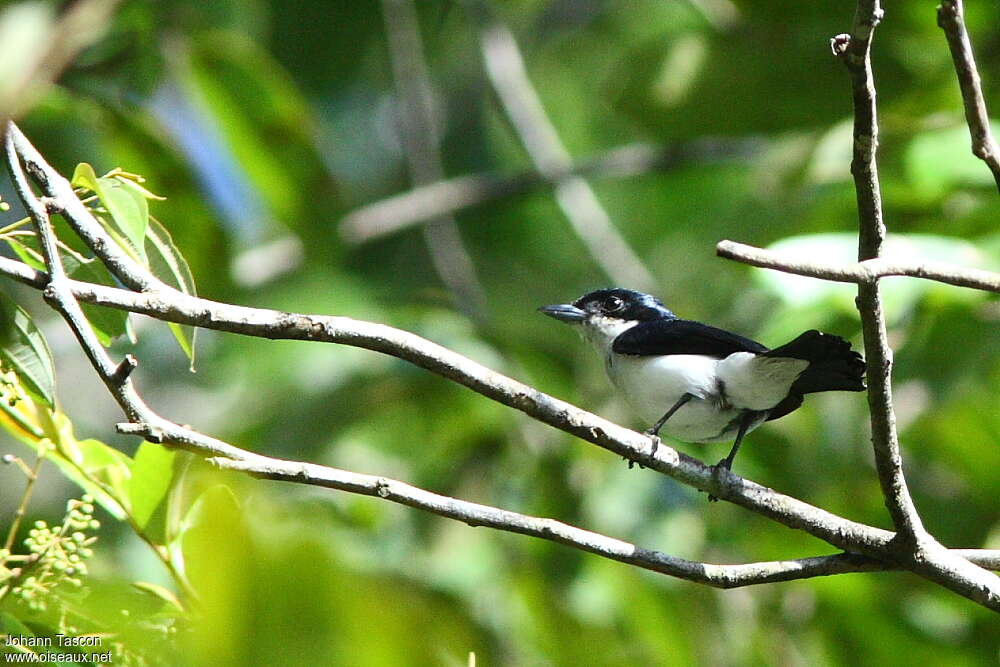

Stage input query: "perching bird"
[{"left": 540, "top": 288, "right": 865, "bottom": 473}]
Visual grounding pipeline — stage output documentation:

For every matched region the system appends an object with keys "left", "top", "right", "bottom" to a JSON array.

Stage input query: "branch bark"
[
  {"left": 716, "top": 240, "right": 1000, "bottom": 293},
  {"left": 833, "top": 2, "right": 1000, "bottom": 609},
  {"left": 835, "top": 0, "right": 926, "bottom": 543},
  {"left": 937, "top": 0, "right": 1000, "bottom": 191},
  {"left": 4, "top": 116, "right": 1000, "bottom": 606}
]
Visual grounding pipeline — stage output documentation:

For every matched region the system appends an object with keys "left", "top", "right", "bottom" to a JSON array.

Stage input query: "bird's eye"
[{"left": 603, "top": 296, "right": 625, "bottom": 313}]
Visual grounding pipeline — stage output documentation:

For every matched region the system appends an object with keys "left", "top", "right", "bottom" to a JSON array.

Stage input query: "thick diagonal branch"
[{"left": 5, "top": 122, "right": 1000, "bottom": 608}]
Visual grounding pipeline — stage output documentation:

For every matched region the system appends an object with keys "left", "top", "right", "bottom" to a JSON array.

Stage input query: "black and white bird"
[{"left": 540, "top": 288, "right": 866, "bottom": 472}]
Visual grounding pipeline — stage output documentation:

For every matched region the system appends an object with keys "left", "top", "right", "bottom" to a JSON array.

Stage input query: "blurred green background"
[{"left": 1, "top": 0, "right": 999, "bottom": 664}]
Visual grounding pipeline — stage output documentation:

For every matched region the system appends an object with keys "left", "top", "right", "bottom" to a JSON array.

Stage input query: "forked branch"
[{"left": 2, "top": 121, "right": 1000, "bottom": 606}]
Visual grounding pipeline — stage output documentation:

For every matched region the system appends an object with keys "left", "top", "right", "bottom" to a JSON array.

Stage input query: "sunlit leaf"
[
  {"left": 70, "top": 162, "right": 101, "bottom": 193},
  {"left": 97, "top": 176, "right": 149, "bottom": 262},
  {"left": 3, "top": 234, "right": 46, "bottom": 270},
  {"left": 146, "top": 217, "right": 197, "bottom": 368},
  {"left": 0, "top": 291, "right": 55, "bottom": 407},
  {"left": 906, "top": 123, "right": 1000, "bottom": 195},
  {"left": 71, "top": 163, "right": 149, "bottom": 263},
  {"left": 128, "top": 441, "right": 176, "bottom": 530}
]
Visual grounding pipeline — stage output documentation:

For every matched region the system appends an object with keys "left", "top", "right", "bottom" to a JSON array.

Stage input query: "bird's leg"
[
  {"left": 648, "top": 393, "right": 695, "bottom": 438},
  {"left": 630, "top": 393, "right": 695, "bottom": 468},
  {"left": 708, "top": 411, "right": 755, "bottom": 502}
]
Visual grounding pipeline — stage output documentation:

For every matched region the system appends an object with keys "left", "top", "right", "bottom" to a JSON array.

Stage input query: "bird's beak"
[{"left": 538, "top": 303, "right": 586, "bottom": 323}]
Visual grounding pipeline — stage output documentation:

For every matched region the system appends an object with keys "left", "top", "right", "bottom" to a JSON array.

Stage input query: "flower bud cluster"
[{"left": 4, "top": 495, "right": 100, "bottom": 612}]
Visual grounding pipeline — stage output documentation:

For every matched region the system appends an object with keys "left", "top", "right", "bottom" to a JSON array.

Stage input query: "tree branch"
[
  {"left": 834, "top": 0, "right": 925, "bottom": 543},
  {"left": 470, "top": 3, "right": 657, "bottom": 292},
  {"left": 716, "top": 240, "right": 1000, "bottom": 293},
  {"left": 937, "top": 0, "right": 1000, "bottom": 191},
  {"left": 209, "top": 454, "right": 900, "bottom": 589},
  {"left": 4, "top": 121, "right": 1000, "bottom": 606},
  {"left": 341, "top": 139, "right": 763, "bottom": 243},
  {"left": 832, "top": 2, "right": 1000, "bottom": 609}
]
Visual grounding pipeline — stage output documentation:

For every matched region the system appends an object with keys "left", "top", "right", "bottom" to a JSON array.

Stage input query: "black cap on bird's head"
[{"left": 539, "top": 288, "right": 675, "bottom": 324}]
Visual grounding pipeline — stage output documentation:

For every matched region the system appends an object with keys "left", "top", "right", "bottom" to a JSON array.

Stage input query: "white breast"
[
  {"left": 579, "top": 316, "right": 790, "bottom": 444},
  {"left": 606, "top": 353, "right": 746, "bottom": 443}
]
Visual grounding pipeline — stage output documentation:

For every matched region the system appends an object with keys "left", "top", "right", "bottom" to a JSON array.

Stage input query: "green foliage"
[
  {"left": 0, "top": 293, "right": 55, "bottom": 408},
  {"left": 1, "top": 0, "right": 999, "bottom": 665}
]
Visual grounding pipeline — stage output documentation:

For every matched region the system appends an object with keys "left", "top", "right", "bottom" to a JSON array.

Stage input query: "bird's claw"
[
  {"left": 624, "top": 432, "right": 661, "bottom": 469},
  {"left": 707, "top": 457, "right": 733, "bottom": 503}
]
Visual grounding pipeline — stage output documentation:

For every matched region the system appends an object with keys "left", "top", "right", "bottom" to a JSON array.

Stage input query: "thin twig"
[
  {"left": 716, "top": 240, "right": 1000, "bottom": 293},
  {"left": 5, "top": 122, "right": 1000, "bottom": 608},
  {"left": 210, "top": 454, "right": 1000, "bottom": 588},
  {"left": 835, "top": 3, "right": 1000, "bottom": 609},
  {"left": 3, "top": 448, "right": 46, "bottom": 553},
  {"left": 834, "top": 1, "right": 924, "bottom": 542},
  {"left": 341, "top": 139, "right": 763, "bottom": 243},
  {"left": 937, "top": 0, "right": 1000, "bottom": 191},
  {"left": 381, "top": 0, "right": 487, "bottom": 318},
  {"left": 470, "top": 3, "right": 657, "bottom": 292}
]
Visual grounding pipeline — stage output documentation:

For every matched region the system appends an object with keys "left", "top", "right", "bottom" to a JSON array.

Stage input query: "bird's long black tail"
[{"left": 765, "top": 329, "right": 866, "bottom": 394}]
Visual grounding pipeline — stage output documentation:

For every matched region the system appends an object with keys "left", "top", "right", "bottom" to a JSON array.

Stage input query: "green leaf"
[
  {"left": 97, "top": 176, "right": 149, "bottom": 262},
  {"left": 64, "top": 254, "right": 129, "bottom": 347},
  {"left": 906, "top": 123, "right": 1000, "bottom": 195},
  {"left": 70, "top": 162, "right": 101, "bottom": 193},
  {"left": 132, "top": 581, "right": 185, "bottom": 611},
  {"left": 2, "top": 234, "right": 128, "bottom": 346},
  {"left": 72, "top": 438, "right": 133, "bottom": 502},
  {"left": 71, "top": 163, "right": 149, "bottom": 263},
  {"left": 146, "top": 217, "right": 198, "bottom": 368},
  {"left": 0, "top": 291, "right": 55, "bottom": 407},
  {"left": 3, "top": 234, "right": 46, "bottom": 271},
  {"left": 0, "top": 611, "right": 36, "bottom": 638},
  {"left": 128, "top": 441, "right": 176, "bottom": 530}
]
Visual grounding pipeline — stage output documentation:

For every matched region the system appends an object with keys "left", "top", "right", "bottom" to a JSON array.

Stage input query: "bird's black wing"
[{"left": 611, "top": 319, "right": 768, "bottom": 358}]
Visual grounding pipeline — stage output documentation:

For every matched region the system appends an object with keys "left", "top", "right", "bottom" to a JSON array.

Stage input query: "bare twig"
[
  {"left": 4, "top": 122, "right": 1000, "bottom": 607},
  {"left": 2, "top": 448, "right": 46, "bottom": 553},
  {"left": 381, "top": 0, "right": 487, "bottom": 317},
  {"left": 834, "top": 1, "right": 924, "bottom": 542},
  {"left": 716, "top": 240, "right": 1000, "bottom": 293},
  {"left": 937, "top": 0, "right": 1000, "bottom": 191},
  {"left": 0, "top": 248, "right": 900, "bottom": 557},
  {"left": 342, "top": 139, "right": 763, "bottom": 243},
  {"left": 834, "top": 2, "right": 1000, "bottom": 609},
  {"left": 470, "top": 4, "right": 657, "bottom": 292},
  {"left": 210, "top": 455, "right": 898, "bottom": 589}
]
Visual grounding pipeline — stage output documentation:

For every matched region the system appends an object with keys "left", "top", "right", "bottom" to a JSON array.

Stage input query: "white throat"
[{"left": 579, "top": 316, "right": 639, "bottom": 353}]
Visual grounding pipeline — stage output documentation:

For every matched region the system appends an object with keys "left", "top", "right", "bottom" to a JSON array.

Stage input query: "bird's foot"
[
  {"left": 707, "top": 458, "right": 733, "bottom": 503},
  {"left": 625, "top": 429, "right": 662, "bottom": 469},
  {"left": 624, "top": 455, "right": 644, "bottom": 470}
]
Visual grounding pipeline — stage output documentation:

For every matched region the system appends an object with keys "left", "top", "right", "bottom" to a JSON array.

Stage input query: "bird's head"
[{"left": 539, "top": 288, "right": 674, "bottom": 348}]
